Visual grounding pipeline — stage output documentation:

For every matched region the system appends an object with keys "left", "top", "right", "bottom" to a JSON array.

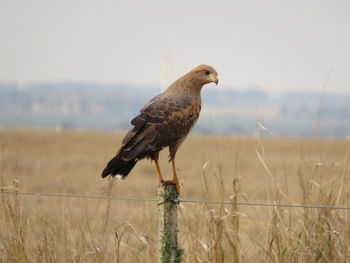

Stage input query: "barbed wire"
[{"left": 1, "top": 190, "right": 349, "bottom": 210}]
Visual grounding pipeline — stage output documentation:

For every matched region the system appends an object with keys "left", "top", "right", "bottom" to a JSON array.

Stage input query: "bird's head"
[
  {"left": 167, "top": 64, "right": 219, "bottom": 95},
  {"left": 192, "top": 64, "right": 219, "bottom": 86}
]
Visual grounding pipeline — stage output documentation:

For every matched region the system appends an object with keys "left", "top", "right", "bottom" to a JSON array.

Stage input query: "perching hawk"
[{"left": 102, "top": 64, "right": 218, "bottom": 192}]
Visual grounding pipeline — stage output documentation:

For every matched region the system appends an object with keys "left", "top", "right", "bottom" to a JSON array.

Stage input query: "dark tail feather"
[{"left": 101, "top": 156, "right": 137, "bottom": 179}]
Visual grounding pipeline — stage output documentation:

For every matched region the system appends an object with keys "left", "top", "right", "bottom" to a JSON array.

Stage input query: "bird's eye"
[{"left": 205, "top": 71, "right": 210, "bottom": 75}]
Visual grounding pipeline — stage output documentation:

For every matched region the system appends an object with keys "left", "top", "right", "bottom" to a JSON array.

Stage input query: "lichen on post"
[{"left": 157, "top": 184, "right": 183, "bottom": 263}]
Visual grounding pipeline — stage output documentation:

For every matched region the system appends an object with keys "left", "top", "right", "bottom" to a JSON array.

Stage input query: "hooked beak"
[{"left": 210, "top": 74, "right": 219, "bottom": 85}]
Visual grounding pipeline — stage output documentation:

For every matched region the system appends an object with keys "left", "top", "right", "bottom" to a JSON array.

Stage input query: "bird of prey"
[{"left": 102, "top": 64, "right": 218, "bottom": 192}]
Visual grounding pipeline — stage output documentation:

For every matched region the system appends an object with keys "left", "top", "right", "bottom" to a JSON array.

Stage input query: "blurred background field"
[
  {"left": 1, "top": 82, "right": 350, "bottom": 137},
  {"left": 1, "top": 130, "right": 349, "bottom": 262}
]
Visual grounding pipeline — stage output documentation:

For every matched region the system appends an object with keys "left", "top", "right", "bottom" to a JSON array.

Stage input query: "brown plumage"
[{"left": 102, "top": 64, "right": 218, "bottom": 192}]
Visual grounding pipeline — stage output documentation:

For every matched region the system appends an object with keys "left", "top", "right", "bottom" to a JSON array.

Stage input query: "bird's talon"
[{"left": 161, "top": 180, "right": 180, "bottom": 194}]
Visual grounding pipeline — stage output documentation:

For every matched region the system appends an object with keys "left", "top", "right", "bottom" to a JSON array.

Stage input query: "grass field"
[{"left": 0, "top": 130, "right": 349, "bottom": 262}]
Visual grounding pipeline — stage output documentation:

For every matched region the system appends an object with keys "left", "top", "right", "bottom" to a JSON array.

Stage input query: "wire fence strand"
[
  {"left": 0, "top": 190, "right": 156, "bottom": 202},
  {"left": 1, "top": 190, "right": 350, "bottom": 210}
]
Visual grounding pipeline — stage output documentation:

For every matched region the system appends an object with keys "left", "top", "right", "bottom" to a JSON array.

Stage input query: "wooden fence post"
[{"left": 157, "top": 184, "right": 183, "bottom": 263}]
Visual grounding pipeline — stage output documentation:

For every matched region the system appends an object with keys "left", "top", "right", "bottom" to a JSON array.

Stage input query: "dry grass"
[{"left": 0, "top": 129, "right": 349, "bottom": 262}]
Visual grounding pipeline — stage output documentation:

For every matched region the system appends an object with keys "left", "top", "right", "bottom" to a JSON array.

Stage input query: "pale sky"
[{"left": 0, "top": 0, "right": 349, "bottom": 94}]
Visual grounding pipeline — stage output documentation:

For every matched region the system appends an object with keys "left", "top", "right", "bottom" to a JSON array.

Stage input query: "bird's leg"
[
  {"left": 170, "top": 158, "right": 180, "bottom": 193},
  {"left": 154, "top": 159, "right": 164, "bottom": 183},
  {"left": 165, "top": 146, "right": 180, "bottom": 193}
]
